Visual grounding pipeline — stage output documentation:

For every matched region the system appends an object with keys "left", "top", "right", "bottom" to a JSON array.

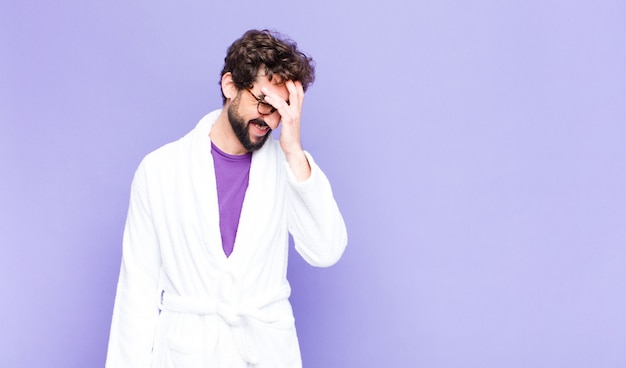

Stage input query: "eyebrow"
[{"left": 247, "top": 89, "right": 267, "bottom": 102}]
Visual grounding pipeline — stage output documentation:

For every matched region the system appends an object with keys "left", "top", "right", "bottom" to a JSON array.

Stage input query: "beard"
[{"left": 227, "top": 96, "right": 272, "bottom": 152}]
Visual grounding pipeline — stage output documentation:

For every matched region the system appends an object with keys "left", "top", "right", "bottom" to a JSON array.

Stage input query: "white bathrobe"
[{"left": 106, "top": 110, "right": 348, "bottom": 367}]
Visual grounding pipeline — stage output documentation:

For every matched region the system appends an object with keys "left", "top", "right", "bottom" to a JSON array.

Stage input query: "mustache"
[{"left": 249, "top": 119, "right": 270, "bottom": 129}]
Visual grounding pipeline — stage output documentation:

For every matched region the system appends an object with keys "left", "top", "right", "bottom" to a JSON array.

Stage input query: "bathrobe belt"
[{"left": 158, "top": 284, "right": 292, "bottom": 364}]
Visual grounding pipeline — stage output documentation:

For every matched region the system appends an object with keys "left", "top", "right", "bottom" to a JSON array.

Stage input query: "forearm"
[
  {"left": 285, "top": 149, "right": 311, "bottom": 181},
  {"left": 287, "top": 152, "right": 347, "bottom": 266},
  {"left": 106, "top": 265, "right": 160, "bottom": 367}
]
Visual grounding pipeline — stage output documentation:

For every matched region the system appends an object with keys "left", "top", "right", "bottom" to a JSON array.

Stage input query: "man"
[{"left": 106, "top": 29, "right": 347, "bottom": 367}]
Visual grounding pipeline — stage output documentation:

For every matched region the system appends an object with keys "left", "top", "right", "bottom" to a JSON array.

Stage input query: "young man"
[{"left": 106, "top": 29, "right": 347, "bottom": 367}]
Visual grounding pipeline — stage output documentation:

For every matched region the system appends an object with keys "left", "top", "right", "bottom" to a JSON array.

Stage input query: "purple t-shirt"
[{"left": 210, "top": 142, "right": 252, "bottom": 257}]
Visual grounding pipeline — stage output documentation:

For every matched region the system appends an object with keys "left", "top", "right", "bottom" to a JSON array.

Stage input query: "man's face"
[
  {"left": 226, "top": 74, "right": 290, "bottom": 152},
  {"left": 227, "top": 94, "right": 271, "bottom": 152}
]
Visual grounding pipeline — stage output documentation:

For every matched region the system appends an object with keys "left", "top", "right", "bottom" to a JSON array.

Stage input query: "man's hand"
[{"left": 262, "top": 80, "right": 311, "bottom": 181}]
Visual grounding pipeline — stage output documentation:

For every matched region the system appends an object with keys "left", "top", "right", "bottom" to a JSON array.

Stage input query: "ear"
[{"left": 221, "top": 72, "right": 237, "bottom": 101}]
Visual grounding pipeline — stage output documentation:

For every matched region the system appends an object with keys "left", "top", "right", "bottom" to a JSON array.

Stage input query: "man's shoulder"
[
  {"left": 141, "top": 110, "right": 220, "bottom": 166},
  {"left": 142, "top": 137, "right": 185, "bottom": 166}
]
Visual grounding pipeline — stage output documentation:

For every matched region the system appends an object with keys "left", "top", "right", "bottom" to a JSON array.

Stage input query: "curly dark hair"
[{"left": 220, "top": 29, "right": 315, "bottom": 104}]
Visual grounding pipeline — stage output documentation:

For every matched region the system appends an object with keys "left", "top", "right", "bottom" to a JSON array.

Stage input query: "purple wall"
[{"left": 2, "top": 1, "right": 625, "bottom": 367}]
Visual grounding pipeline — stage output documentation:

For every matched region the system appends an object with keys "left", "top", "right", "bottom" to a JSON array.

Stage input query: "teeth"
[{"left": 250, "top": 120, "right": 270, "bottom": 132}]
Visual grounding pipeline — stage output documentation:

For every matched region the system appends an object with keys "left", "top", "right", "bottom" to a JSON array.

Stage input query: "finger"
[
  {"left": 261, "top": 87, "right": 291, "bottom": 110},
  {"left": 285, "top": 80, "right": 304, "bottom": 106},
  {"left": 293, "top": 80, "right": 304, "bottom": 95}
]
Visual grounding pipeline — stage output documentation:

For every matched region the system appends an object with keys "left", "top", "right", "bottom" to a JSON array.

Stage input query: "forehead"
[{"left": 254, "top": 72, "right": 289, "bottom": 100}]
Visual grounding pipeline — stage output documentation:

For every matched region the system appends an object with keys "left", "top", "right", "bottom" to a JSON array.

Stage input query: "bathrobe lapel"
[
  {"left": 230, "top": 142, "right": 278, "bottom": 262},
  {"left": 185, "top": 111, "right": 228, "bottom": 268}
]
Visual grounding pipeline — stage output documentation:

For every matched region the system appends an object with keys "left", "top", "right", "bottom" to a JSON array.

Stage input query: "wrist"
[{"left": 285, "top": 149, "right": 311, "bottom": 181}]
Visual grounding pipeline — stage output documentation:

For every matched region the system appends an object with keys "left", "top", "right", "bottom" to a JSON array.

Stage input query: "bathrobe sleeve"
[
  {"left": 106, "top": 160, "right": 162, "bottom": 367},
  {"left": 286, "top": 151, "right": 348, "bottom": 267}
]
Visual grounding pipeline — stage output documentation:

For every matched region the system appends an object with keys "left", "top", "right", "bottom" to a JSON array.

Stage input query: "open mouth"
[{"left": 250, "top": 119, "right": 270, "bottom": 132}]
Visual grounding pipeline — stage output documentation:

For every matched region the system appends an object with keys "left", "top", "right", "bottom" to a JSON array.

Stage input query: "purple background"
[{"left": 2, "top": 1, "right": 625, "bottom": 367}]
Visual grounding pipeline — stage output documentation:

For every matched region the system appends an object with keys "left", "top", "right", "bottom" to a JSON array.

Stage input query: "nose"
[{"left": 264, "top": 111, "right": 281, "bottom": 130}]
